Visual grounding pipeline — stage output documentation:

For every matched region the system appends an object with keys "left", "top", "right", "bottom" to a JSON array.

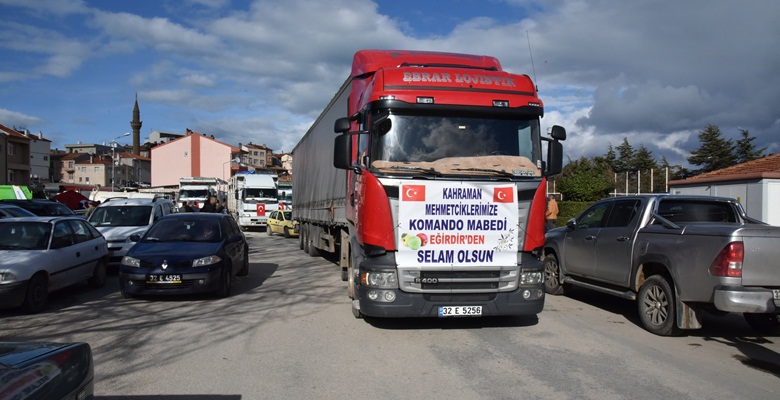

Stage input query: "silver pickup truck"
[{"left": 543, "top": 194, "right": 780, "bottom": 336}]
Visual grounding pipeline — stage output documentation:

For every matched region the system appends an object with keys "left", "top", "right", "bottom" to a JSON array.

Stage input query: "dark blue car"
[{"left": 118, "top": 213, "right": 249, "bottom": 298}]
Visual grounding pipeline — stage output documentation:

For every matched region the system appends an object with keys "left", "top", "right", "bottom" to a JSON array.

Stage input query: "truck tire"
[
  {"left": 299, "top": 227, "right": 304, "bottom": 250},
  {"left": 744, "top": 313, "right": 780, "bottom": 335},
  {"left": 637, "top": 275, "right": 680, "bottom": 336},
  {"left": 543, "top": 253, "right": 566, "bottom": 295},
  {"left": 302, "top": 225, "right": 310, "bottom": 253}
]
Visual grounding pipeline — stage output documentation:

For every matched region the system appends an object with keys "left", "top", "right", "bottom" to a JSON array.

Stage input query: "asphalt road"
[{"left": 1, "top": 229, "right": 779, "bottom": 399}]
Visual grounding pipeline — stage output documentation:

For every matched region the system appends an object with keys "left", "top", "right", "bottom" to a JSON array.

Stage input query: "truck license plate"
[
  {"left": 773, "top": 289, "right": 780, "bottom": 300},
  {"left": 438, "top": 306, "right": 482, "bottom": 317},
  {"left": 147, "top": 274, "right": 182, "bottom": 284}
]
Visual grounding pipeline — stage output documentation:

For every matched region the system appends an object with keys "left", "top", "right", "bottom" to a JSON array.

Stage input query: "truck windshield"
[
  {"left": 245, "top": 189, "right": 277, "bottom": 200},
  {"left": 180, "top": 189, "right": 209, "bottom": 198},
  {"left": 369, "top": 114, "right": 541, "bottom": 177}
]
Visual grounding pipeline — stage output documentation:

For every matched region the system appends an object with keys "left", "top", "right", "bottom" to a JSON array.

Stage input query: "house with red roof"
[{"left": 668, "top": 153, "right": 780, "bottom": 225}]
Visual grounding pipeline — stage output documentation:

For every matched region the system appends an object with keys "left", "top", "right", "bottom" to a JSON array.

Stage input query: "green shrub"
[{"left": 551, "top": 201, "right": 591, "bottom": 228}]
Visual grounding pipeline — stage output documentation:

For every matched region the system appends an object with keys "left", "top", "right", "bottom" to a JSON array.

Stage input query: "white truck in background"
[
  {"left": 277, "top": 182, "right": 292, "bottom": 209},
  {"left": 178, "top": 177, "right": 222, "bottom": 209},
  {"left": 228, "top": 173, "right": 278, "bottom": 229}
]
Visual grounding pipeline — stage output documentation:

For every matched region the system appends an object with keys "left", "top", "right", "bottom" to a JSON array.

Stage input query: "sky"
[{"left": 1, "top": 0, "right": 778, "bottom": 168}]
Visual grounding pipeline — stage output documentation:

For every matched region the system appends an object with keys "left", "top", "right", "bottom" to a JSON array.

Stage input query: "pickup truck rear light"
[{"left": 709, "top": 242, "right": 744, "bottom": 277}]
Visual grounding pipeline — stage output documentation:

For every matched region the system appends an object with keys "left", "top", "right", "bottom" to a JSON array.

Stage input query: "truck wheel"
[
  {"left": 307, "top": 226, "right": 319, "bottom": 257},
  {"left": 302, "top": 225, "right": 310, "bottom": 253},
  {"left": 352, "top": 300, "right": 363, "bottom": 319},
  {"left": 543, "top": 253, "right": 565, "bottom": 295},
  {"left": 22, "top": 273, "right": 48, "bottom": 313},
  {"left": 637, "top": 275, "right": 680, "bottom": 336},
  {"left": 744, "top": 313, "right": 780, "bottom": 335}
]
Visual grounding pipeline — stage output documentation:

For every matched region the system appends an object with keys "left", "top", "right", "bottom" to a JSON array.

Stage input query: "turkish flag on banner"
[
  {"left": 402, "top": 185, "right": 426, "bottom": 201},
  {"left": 493, "top": 186, "right": 514, "bottom": 203},
  {"left": 256, "top": 203, "right": 266, "bottom": 216}
]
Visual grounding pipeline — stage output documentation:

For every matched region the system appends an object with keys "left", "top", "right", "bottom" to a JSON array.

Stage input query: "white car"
[
  {"left": 87, "top": 196, "right": 174, "bottom": 267},
  {"left": 0, "top": 216, "right": 108, "bottom": 313}
]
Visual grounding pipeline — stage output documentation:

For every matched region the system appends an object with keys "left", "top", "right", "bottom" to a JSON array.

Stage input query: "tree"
[
  {"left": 687, "top": 124, "right": 737, "bottom": 173},
  {"left": 734, "top": 129, "right": 766, "bottom": 164},
  {"left": 614, "top": 137, "right": 636, "bottom": 172},
  {"left": 557, "top": 157, "right": 614, "bottom": 202},
  {"left": 634, "top": 144, "right": 658, "bottom": 193}
]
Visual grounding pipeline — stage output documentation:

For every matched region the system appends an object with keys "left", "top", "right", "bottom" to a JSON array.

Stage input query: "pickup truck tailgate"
[{"left": 739, "top": 227, "right": 780, "bottom": 286}]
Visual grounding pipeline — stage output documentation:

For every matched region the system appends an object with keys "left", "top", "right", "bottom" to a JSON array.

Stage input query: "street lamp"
[
  {"left": 223, "top": 156, "right": 241, "bottom": 180},
  {"left": 111, "top": 132, "right": 131, "bottom": 191}
]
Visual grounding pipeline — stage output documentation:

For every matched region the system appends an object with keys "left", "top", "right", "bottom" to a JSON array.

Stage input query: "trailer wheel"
[
  {"left": 637, "top": 275, "right": 680, "bottom": 336},
  {"left": 302, "top": 224, "right": 310, "bottom": 253},
  {"left": 299, "top": 226, "right": 304, "bottom": 250}
]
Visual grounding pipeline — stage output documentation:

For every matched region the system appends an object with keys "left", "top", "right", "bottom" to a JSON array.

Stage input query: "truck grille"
[{"left": 398, "top": 267, "right": 519, "bottom": 293}]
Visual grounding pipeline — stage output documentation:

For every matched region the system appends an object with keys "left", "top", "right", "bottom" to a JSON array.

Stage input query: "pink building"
[{"left": 151, "top": 130, "right": 241, "bottom": 187}]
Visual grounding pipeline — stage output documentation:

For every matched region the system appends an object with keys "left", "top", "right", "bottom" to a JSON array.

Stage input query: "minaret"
[{"left": 130, "top": 94, "right": 142, "bottom": 155}]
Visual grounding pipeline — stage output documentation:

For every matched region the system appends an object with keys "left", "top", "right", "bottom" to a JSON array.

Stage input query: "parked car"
[
  {"left": 119, "top": 213, "right": 249, "bottom": 298},
  {"left": 0, "top": 199, "right": 77, "bottom": 217},
  {"left": 266, "top": 209, "right": 299, "bottom": 238},
  {"left": 0, "top": 341, "right": 94, "bottom": 400},
  {"left": 0, "top": 203, "right": 36, "bottom": 219},
  {"left": 543, "top": 194, "right": 780, "bottom": 336},
  {"left": 0, "top": 216, "right": 108, "bottom": 313},
  {"left": 87, "top": 196, "right": 175, "bottom": 267}
]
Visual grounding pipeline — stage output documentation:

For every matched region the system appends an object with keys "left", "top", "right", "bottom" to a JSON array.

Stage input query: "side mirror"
[
  {"left": 566, "top": 218, "right": 577, "bottom": 230},
  {"left": 334, "top": 117, "right": 351, "bottom": 133},
  {"left": 550, "top": 125, "right": 567, "bottom": 141},
  {"left": 333, "top": 132, "right": 362, "bottom": 174},
  {"left": 546, "top": 140, "right": 563, "bottom": 176}
]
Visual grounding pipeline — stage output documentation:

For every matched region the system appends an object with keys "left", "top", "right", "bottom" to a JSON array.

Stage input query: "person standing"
[
  {"left": 546, "top": 194, "right": 559, "bottom": 232},
  {"left": 180, "top": 201, "right": 193, "bottom": 212},
  {"left": 200, "top": 195, "right": 219, "bottom": 213}
]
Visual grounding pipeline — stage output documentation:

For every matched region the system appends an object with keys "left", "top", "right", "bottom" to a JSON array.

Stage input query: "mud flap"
[{"left": 676, "top": 297, "right": 702, "bottom": 330}]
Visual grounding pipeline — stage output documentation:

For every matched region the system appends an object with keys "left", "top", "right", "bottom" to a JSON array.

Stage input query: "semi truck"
[
  {"left": 227, "top": 173, "right": 278, "bottom": 229},
  {"left": 292, "top": 49, "right": 566, "bottom": 319}
]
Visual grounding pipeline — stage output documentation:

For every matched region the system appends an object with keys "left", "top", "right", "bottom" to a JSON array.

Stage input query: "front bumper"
[
  {"left": 239, "top": 216, "right": 267, "bottom": 228},
  {"left": 713, "top": 286, "right": 779, "bottom": 313},
  {"left": 0, "top": 281, "right": 27, "bottom": 309},
  {"left": 119, "top": 268, "right": 223, "bottom": 295}
]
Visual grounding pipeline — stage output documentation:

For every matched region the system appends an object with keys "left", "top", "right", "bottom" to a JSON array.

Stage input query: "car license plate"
[
  {"left": 147, "top": 274, "right": 182, "bottom": 284},
  {"left": 438, "top": 306, "right": 482, "bottom": 317},
  {"left": 773, "top": 289, "right": 780, "bottom": 300}
]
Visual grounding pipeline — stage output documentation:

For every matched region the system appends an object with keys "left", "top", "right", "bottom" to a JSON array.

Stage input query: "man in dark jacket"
[{"left": 200, "top": 195, "right": 219, "bottom": 213}]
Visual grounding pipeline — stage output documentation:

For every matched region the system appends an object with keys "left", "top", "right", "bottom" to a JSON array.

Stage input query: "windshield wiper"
[
  {"left": 388, "top": 165, "right": 442, "bottom": 177},
  {"left": 452, "top": 167, "right": 515, "bottom": 177}
]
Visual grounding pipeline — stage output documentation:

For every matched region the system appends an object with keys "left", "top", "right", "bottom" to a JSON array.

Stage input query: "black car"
[
  {"left": 0, "top": 203, "right": 36, "bottom": 218},
  {"left": 0, "top": 341, "right": 94, "bottom": 400},
  {"left": 0, "top": 199, "right": 76, "bottom": 217},
  {"left": 119, "top": 213, "right": 249, "bottom": 298}
]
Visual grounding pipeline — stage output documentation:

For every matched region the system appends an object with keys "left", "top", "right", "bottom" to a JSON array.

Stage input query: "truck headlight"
[
  {"left": 361, "top": 270, "right": 398, "bottom": 289},
  {"left": 520, "top": 271, "right": 543, "bottom": 285},
  {"left": 121, "top": 256, "right": 141, "bottom": 267}
]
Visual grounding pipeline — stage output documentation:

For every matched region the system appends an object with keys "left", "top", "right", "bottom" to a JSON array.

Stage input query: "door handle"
[
  {"left": 585, "top": 235, "right": 596, "bottom": 240},
  {"left": 76, "top": 252, "right": 81, "bottom": 257},
  {"left": 616, "top": 236, "right": 629, "bottom": 241}
]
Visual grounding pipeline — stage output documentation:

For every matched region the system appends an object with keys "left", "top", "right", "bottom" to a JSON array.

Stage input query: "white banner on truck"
[{"left": 397, "top": 180, "right": 518, "bottom": 267}]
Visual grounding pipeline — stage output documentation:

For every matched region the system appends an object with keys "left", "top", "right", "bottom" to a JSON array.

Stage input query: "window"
[
  {"left": 95, "top": 167, "right": 100, "bottom": 172},
  {"left": 68, "top": 161, "right": 74, "bottom": 168},
  {"left": 8, "top": 170, "right": 15, "bottom": 183},
  {"left": 51, "top": 222, "right": 75, "bottom": 249},
  {"left": 81, "top": 166, "right": 86, "bottom": 172},
  {"left": 8, "top": 143, "right": 15, "bottom": 155},
  {"left": 43, "top": 155, "right": 48, "bottom": 161},
  {"left": 577, "top": 202, "right": 610, "bottom": 229},
  {"left": 606, "top": 200, "right": 641, "bottom": 228}
]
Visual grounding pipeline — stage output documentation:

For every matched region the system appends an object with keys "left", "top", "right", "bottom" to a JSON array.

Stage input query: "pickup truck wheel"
[
  {"left": 543, "top": 254, "right": 565, "bottom": 295},
  {"left": 638, "top": 275, "right": 680, "bottom": 336},
  {"left": 744, "top": 313, "right": 780, "bottom": 335}
]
